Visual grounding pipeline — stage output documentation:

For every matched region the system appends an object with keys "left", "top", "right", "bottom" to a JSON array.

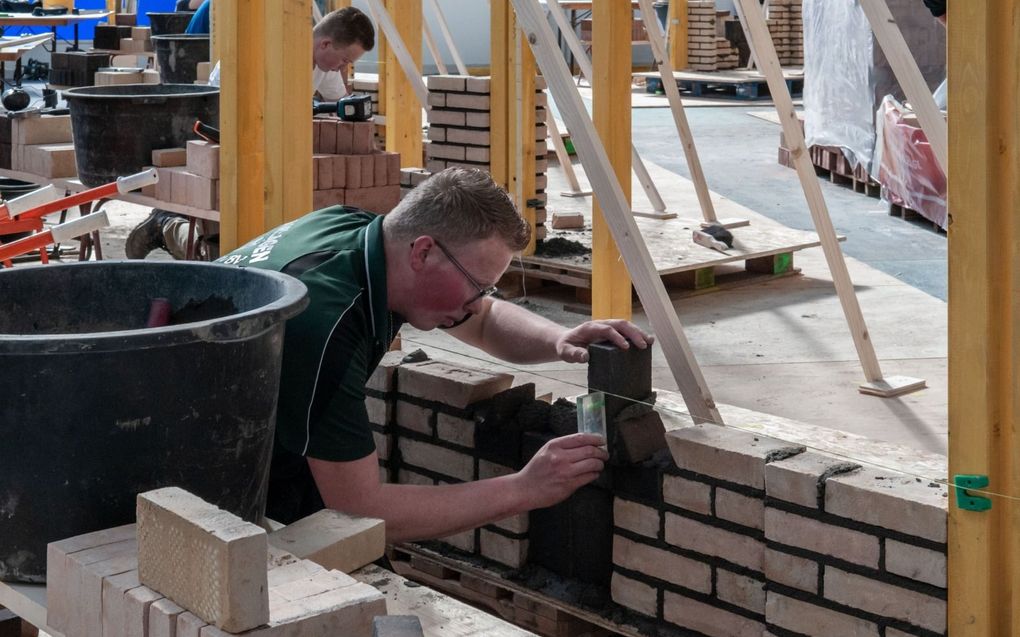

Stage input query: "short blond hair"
[{"left": 384, "top": 167, "right": 531, "bottom": 251}]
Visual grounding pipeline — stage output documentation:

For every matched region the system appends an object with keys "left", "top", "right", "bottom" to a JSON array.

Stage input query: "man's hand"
[
  {"left": 555, "top": 319, "right": 654, "bottom": 363},
  {"left": 510, "top": 433, "right": 609, "bottom": 509}
]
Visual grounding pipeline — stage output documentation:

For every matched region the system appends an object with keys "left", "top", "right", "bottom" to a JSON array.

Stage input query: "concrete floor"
[{"left": 84, "top": 96, "right": 948, "bottom": 464}]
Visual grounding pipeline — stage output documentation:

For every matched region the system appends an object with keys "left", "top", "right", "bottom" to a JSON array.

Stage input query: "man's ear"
[{"left": 408, "top": 236, "right": 433, "bottom": 272}]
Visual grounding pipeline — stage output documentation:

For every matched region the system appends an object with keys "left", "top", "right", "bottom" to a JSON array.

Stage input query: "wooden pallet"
[
  {"left": 389, "top": 544, "right": 640, "bottom": 637},
  {"left": 778, "top": 143, "right": 882, "bottom": 198},
  {"left": 637, "top": 68, "right": 803, "bottom": 100},
  {"left": 889, "top": 202, "right": 946, "bottom": 234},
  {"left": 505, "top": 217, "right": 833, "bottom": 300}
]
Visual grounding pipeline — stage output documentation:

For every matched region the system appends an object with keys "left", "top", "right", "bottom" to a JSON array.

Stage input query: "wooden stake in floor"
[
  {"left": 732, "top": 0, "right": 924, "bottom": 398},
  {"left": 545, "top": 0, "right": 676, "bottom": 220},
  {"left": 636, "top": 0, "right": 750, "bottom": 229},
  {"left": 857, "top": 0, "right": 948, "bottom": 176},
  {"left": 511, "top": 0, "right": 721, "bottom": 426},
  {"left": 947, "top": 2, "right": 1020, "bottom": 634}
]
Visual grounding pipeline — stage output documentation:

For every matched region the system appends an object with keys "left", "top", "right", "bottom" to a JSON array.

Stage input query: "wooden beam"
[
  {"left": 489, "top": 0, "right": 512, "bottom": 189},
  {"left": 265, "top": 0, "right": 312, "bottom": 225},
  {"left": 546, "top": 0, "right": 673, "bottom": 219},
  {"left": 370, "top": 0, "right": 424, "bottom": 168},
  {"left": 427, "top": 0, "right": 469, "bottom": 76},
  {"left": 947, "top": 2, "right": 1020, "bottom": 635},
  {"left": 637, "top": 0, "right": 718, "bottom": 224},
  {"left": 591, "top": 0, "right": 633, "bottom": 319},
  {"left": 217, "top": 0, "right": 267, "bottom": 251},
  {"left": 511, "top": 26, "right": 537, "bottom": 256},
  {"left": 512, "top": 0, "right": 720, "bottom": 425},
  {"left": 545, "top": 110, "right": 590, "bottom": 197},
  {"left": 423, "top": 21, "right": 448, "bottom": 75},
  {"left": 732, "top": 0, "right": 924, "bottom": 397},
  {"left": 666, "top": 0, "right": 687, "bottom": 70},
  {"left": 858, "top": 0, "right": 948, "bottom": 176}
]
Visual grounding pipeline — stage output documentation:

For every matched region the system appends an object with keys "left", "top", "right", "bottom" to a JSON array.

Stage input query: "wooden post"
[
  {"left": 491, "top": 1, "right": 536, "bottom": 255},
  {"left": 106, "top": 0, "right": 116, "bottom": 25},
  {"left": 591, "top": 0, "right": 632, "bottom": 320},
  {"left": 377, "top": 0, "right": 423, "bottom": 168},
  {"left": 546, "top": 0, "right": 674, "bottom": 220},
  {"left": 217, "top": 0, "right": 266, "bottom": 251},
  {"left": 732, "top": 0, "right": 924, "bottom": 397},
  {"left": 265, "top": 0, "right": 312, "bottom": 226},
  {"left": 490, "top": 0, "right": 512, "bottom": 189},
  {"left": 666, "top": 0, "right": 687, "bottom": 70},
  {"left": 947, "top": 2, "right": 1020, "bottom": 635},
  {"left": 858, "top": 0, "right": 948, "bottom": 176},
  {"left": 512, "top": 0, "right": 720, "bottom": 425},
  {"left": 217, "top": 0, "right": 311, "bottom": 252}
]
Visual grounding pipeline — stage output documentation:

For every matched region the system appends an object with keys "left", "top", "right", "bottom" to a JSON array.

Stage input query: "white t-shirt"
[
  {"left": 313, "top": 66, "right": 348, "bottom": 102},
  {"left": 206, "top": 62, "right": 349, "bottom": 102}
]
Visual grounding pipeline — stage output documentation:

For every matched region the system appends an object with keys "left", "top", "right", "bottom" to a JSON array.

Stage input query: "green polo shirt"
[{"left": 219, "top": 206, "right": 401, "bottom": 462}]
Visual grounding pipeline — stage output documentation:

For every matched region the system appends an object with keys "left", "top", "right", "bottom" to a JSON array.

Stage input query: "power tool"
[{"left": 312, "top": 94, "right": 373, "bottom": 122}]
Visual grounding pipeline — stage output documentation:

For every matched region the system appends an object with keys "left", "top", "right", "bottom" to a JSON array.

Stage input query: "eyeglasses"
[{"left": 432, "top": 239, "right": 498, "bottom": 304}]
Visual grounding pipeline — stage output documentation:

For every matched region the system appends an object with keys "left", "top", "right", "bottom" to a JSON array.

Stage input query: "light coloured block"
[{"left": 267, "top": 509, "right": 385, "bottom": 574}]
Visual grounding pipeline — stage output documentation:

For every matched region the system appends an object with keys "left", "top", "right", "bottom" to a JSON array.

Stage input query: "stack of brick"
[
  {"left": 311, "top": 118, "right": 401, "bottom": 214},
  {"left": 0, "top": 114, "right": 76, "bottom": 178},
  {"left": 95, "top": 68, "right": 160, "bottom": 86},
  {"left": 45, "top": 488, "right": 386, "bottom": 637},
  {"left": 768, "top": 0, "right": 804, "bottom": 66},
  {"left": 687, "top": 1, "right": 721, "bottom": 71},
  {"left": 424, "top": 74, "right": 550, "bottom": 240},
  {"left": 119, "top": 25, "right": 153, "bottom": 54},
  {"left": 48, "top": 51, "right": 112, "bottom": 87},
  {"left": 150, "top": 141, "right": 220, "bottom": 210},
  {"left": 350, "top": 76, "right": 384, "bottom": 146},
  {"left": 611, "top": 426, "right": 948, "bottom": 636}
]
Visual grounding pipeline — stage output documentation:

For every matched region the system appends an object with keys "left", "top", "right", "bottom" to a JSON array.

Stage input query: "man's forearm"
[
  {"left": 361, "top": 477, "right": 527, "bottom": 542},
  {"left": 455, "top": 299, "right": 565, "bottom": 364}
]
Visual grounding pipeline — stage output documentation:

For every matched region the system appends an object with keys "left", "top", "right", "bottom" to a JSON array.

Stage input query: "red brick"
[
  {"left": 386, "top": 152, "right": 401, "bottom": 186},
  {"left": 312, "top": 188, "right": 344, "bottom": 209},
  {"left": 313, "top": 154, "right": 333, "bottom": 191},
  {"left": 359, "top": 154, "right": 375, "bottom": 188},
  {"left": 152, "top": 147, "right": 186, "bottom": 167},
  {"left": 317, "top": 119, "right": 337, "bottom": 154},
  {"left": 551, "top": 212, "right": 584, "bottom": 229},
  {"left": 345, "top": 156, "right": 362, "bottom": 189},
  {"left": 351, "top": 121, "right": 374, "bottom": 154},
  {"left": 331, "top": 155, "right": 347, "bottom": 188},
  {"left": 335, "top": 121, "right": 353, "bottom": 154},
  {"left": 343, "top": 185, "right": 400, "bottom": 214}
]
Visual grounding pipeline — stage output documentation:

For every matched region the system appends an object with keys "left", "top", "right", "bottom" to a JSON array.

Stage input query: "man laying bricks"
[
  {"left": 219, "top": 167, "right": 654, "bottom": 541},
  {"left": 125, "top": 6, "right": 375, "bottom": 261}
]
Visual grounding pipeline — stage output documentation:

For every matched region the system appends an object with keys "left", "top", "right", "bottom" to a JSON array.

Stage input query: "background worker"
[
  {"left": 125, "top": 7, "right": 376, "bottom": 260},
  {"left": 220, "top": 167, "right": 655, "bottom": 542}
]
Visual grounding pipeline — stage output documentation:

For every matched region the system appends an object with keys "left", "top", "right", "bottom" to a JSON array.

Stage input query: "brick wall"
[
  {"left": 377, "top": 348, "right": 947, "bottom": 635},
  {"left": 424, "top": 74, "right": 550, "bottom": 240},
  {"left": 767, "top": 0, "right": 805, "bottom": 67},
  {"left": 687, "top": 0, "right": 803, "bottom": 72},
  {"left": 311, "top": 119, "right": 401, "bottom": 214}
]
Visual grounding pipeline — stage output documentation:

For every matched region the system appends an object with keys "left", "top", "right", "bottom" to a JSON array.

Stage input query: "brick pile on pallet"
[
  {"left": 424, "top": 74, "right": 550, "bottom": 240},
  {"left": 767, "top": 0, "right": 804, "bottom": 66},
  {"left": 377, "top": 343, "right": 949, "bottom": 635},
  {"left": 0, "top": 113, "right": 76, "bottom": 177},
  {"left": 687, "top": 2, "right": 739, "bottom": 71},
  {"left": 148, "top": 141, "right": 221, "bottom": 210},
  {"left": 311, "top": 119, "right": 401, "bottom": 214}
]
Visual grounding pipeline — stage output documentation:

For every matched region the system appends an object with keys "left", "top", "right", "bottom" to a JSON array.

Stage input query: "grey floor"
[{"left": 632, "top": 105, "right": 948, "bottom": 301}]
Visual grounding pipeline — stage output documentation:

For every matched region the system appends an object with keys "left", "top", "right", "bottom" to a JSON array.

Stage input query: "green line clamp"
[{"left": 954, "top": 474, "right": 992, "bottom": 512}]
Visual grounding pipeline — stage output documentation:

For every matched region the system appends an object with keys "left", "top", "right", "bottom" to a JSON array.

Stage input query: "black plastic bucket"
[
  {"left": 151, "top": 35, "right": 210, "bottom": 84},
  {"left": 146, "top": 11, "right": 195, "bottom": 36},
  {"left": 0, "top": 261, "right": 309, "bottom": 582},
  {"left": 63, "top": 84, "right": 218, "bottom": 187}
]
